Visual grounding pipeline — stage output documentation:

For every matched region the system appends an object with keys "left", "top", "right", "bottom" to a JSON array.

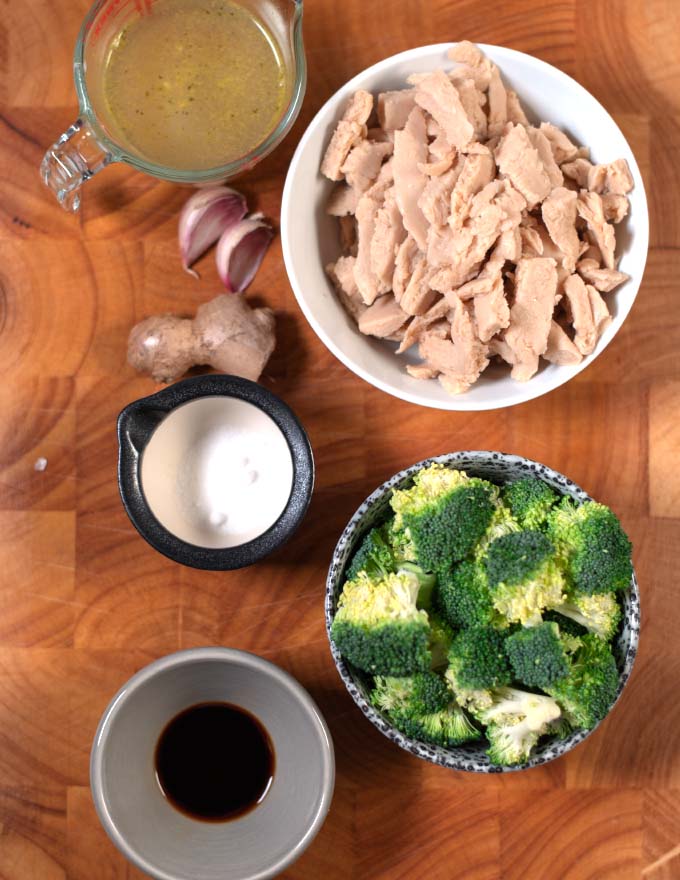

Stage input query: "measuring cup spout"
[{"left": 41, "top": 119, "right": 113, "bottom": 212}]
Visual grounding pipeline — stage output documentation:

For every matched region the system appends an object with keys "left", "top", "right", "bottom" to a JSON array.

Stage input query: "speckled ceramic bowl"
[{"left": 325, "top": 451, "right": 640, "bottom": 773}]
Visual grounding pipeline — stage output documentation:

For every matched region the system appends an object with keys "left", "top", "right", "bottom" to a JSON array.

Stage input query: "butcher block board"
[{"left": 0, "top": 0, "right": 679, "bottom": 877}]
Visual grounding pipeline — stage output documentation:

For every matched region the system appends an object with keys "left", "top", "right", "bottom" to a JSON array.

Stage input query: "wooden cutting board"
[{"left": 0, "top": 0, "right": 679, "bottom": 877}]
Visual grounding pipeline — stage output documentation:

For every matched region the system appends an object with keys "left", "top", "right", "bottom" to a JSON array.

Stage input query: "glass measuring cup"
[{"left": 41, "top": 0, "right": 305, "bottom": 212}]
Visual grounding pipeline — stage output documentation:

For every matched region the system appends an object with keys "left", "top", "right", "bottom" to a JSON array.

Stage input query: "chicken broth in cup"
[{"left": 102, "top": 0, "right": 289, "bottom": 169}]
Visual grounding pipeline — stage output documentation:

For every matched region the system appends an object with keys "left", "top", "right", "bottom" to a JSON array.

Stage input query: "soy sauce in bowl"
[{"left": 155, "top": 702, "right": 275, "bottom": 822}]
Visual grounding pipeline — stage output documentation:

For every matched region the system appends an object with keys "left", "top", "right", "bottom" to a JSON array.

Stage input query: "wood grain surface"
[{"left": 1, "top": 0, "right": 679, "bottom": 877}]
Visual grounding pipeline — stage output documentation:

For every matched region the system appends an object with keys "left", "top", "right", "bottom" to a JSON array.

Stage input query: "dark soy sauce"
[{"left": 155, "top": 702, "right": 275, "bottom": 822}]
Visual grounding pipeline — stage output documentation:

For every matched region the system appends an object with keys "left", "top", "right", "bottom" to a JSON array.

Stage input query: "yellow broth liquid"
[{"left": 102, "top": 0, "right": 288, "bottom": 170}]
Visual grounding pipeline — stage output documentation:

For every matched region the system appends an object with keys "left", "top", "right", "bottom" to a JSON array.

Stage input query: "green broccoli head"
[
  {"left": 547, "top": 499, "right": 633, "bottom": 595},
  {"left": 331, "top": 571, "right": 431, "bottom": 675},
  {"left": 372, "top": 672, "right": 480, "bottom": 747},
  {"left": 503, "top": 478, "right": 559, "bottom": 530},
  {"left": 447, "top": 626, "right": 512, "bottom": 691},
  {"left": 473, "top": 501, "right": 521, "bottom": 560},
  {"left": 549, "top": 590, "right": 622, "bottom": 641},
  {"left": 372, "top": 671, "right": 450, "bottom": 717},
  {"left": 436, "top": 560, "right": 501, "bottom": 630},
  {"left": 346, "top": 524, "right": 437, "bottom": 608},
  {"left": 505, "top": 622, "right": 582, "bottom": 688},
  {"left": 545, "top": 634, "right": 619, "bottom": 729},
  {"left": 390, "top": 464, "right": 497, "bottom": 571},
  {"left": 427, "top": 612, "right": 455, "bottom": 671},
  {"left": 346, "top": 526, "right": 396, "bottom": 581},
  {"left": 476, "top": 686, "right": 562, "bottom": 765},
  {"left": 397, "top": 703, "right": 481, "bottom": 747},
  {"left": 484, "top": 530, "right": 566, "bottom": 626}
]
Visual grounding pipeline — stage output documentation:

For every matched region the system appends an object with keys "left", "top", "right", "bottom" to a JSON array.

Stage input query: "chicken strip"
[{"left": 321, "top": 90, "right": 373, "bottom": 181}]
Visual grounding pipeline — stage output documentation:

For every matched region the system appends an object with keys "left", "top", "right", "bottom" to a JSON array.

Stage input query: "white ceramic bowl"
[
  {"left": 281, "top": 43, "right": 649, "bottom": 411},
  {"left": 90, "top": 648, "right": 335, "bottom": 880}
]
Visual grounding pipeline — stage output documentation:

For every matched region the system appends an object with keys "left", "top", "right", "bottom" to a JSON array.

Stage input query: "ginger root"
[{"left": 127, "top": 293, "right": 276, "bottom": 384}]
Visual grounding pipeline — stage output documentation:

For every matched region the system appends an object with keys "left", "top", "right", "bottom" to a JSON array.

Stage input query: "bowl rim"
[
  {"left": 324, "top": 451, "right": 640, "bottom": 772},
  {"left": 117, "top": 375, "right": 315, "bottom": 570},
  {"left": 90, "top": 647, "right": 336, "bottom": 880},
  {"left": 281, "top": 42, "right": 650, "bottom": 412}
]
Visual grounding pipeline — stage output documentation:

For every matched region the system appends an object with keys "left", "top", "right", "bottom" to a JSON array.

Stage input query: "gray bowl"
[
  {"left": 91, "top": 648, "right": 335, "bottom": 879},
  {"left": 325, "top": 451, "right": 640, "bottom": 773}
]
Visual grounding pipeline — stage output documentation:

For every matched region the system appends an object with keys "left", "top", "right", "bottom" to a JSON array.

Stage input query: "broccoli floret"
[
  {"left": 331, "top": 571, "right": 431, "bottom": 675},
  {"left": 473, "top": 501, "right": 521, "bottom": 560},
  {"left": 545, "top": 634, "right": 619, "bottom": 729},
  {"left": 542, "top": 609, "right": 589, "bottom": 638},
  {"left": 546, "top": 715, "right": 574, "bottom": 740},
  {"left": 346, "top": 526, "right": 396, "bottom": 580},
  {"left": 372, "top": 671, "right": 450, "bottom": 716},
  {"left": 505, "top": 622, "right": 581, "bottom": 688},
  {"left": 447, "top": 626, "right": 512, "bottom": 691},
  {"left": 547, "top": 499, "right": 633, "bottom": 595},
  {"left": 476, "top": 687, "right": 562, "bottom": 766},
  {"left": 503, "top": 478, "right": 559, "bottom": 530},
  {"left": 436, "top": 560, "right": 501, "bottom": 630},
  {"left": 484, "top": 530, "right": 566, "bottom": 626},
  {"left": 346, "top": 524, "right": 437, "bottom": 607},
  {"left": 388, "top": 521, "right": 418, "bottom": 565},
  {"left": 390, "top": 464, "right": 497, "bottom": 571},
  {"left": 397, "top": 704, "right": 481, "bottom": 747},
  {"left": 427, "top": 612, "right": 454, "bottom": 670},
  {"left": 549, "top": 591, "right": 622, "bottom": 641},
  {"left": 372, "top": 673, "right": 481, "bottom": 747}
]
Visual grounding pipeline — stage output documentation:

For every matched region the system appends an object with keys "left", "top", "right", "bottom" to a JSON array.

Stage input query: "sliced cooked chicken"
[
  {"left": 543, "top": 320, "right": 582, "bottom": 365},
  {"left": 393, "top": 107, "right": 429, "bottom": 249},
  {"left": 576, "top": 259, "right": 630, "bottom": 292},
  {"left": 587, "top": 284, "right": 612, "bottom": 338},
  {"left": 327, "top": 184, "right": 359, "bottom": 216},
  {"left": 577, "top": 191, "right": 616, "bottom": 269},
  {"left": 377, "top": 89, "right": 417, "bottom": 130},
  {"left": 601, "top": 193, "right": 630, "bottom": 224},
  {"left": 587, "top": 158, "right": 634, "bottom": 195},
  {"left": 419, "top": 299, "right": 489, "bottom": 393},
  {"left": 562, "top": 274, "right": 597, "bottom": 355},
  {"left": 506, "top": 90, "right": 529, "bottom": 126},
  {"left": 456, "top": 78, "right": 488, "bottom": 140},
  {"left": 449, "top": 149, "right": 496, "bottom": 228},
  {"left": 341, "top": 140, "right": 394, "bottom": 193},
  {"left": 354, "top": 192, "right": 389, "bottom": 305},
  {"left": 561, "top": 157, "right": 592, "bottom": 188},
  {"left": 526, "top": 127, "right": 564, "bottom": 189},
  {"left": 486, "top": 66, "right": 508, "bottom": 138},
  {"left": 397, "top": 296, "right": 451, "bottom": 353},
  {"left": 494, "top": 123, "right": 552, "bottom": 208},
  {"left": 504, "top": 257, "right": 558, "bottom": 380},
  {"left": 411, "top": 69, "right": 475, "bottom": 149},
  {"left": 358, "top": 294, "right": 408, "bottom": 337},
  {"left": 447, "top": 40, "right": 494, "bottom": 90},
  {"left": 473, "top": 271, "right": 510, "bottom": 342},
  {"left": 370, "top": 187, "right": 407, "bottom": 289},
  {"left": 539, "top": 122, "right": 579, "bottom": 164},
  {"left": 541, "top": 187, "right": 580, "bottom": 272},
  {"left": 321, "top": 90, "right": 373, "bottom": 181},
  {"left": 326, "top": 256, "right": 366, "bottom": 322}
]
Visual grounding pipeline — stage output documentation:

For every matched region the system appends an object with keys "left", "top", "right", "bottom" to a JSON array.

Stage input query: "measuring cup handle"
[{"left": 40, "top": 119, "right": 113, "bottom": 212}]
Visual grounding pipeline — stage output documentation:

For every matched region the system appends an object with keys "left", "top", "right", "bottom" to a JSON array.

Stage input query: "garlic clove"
[
  {"left": 215, "top": 215, "right": 274, "bottom": 292},
  {"left": 179, "top": 187, "right": 247, "bottom": 276}
]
